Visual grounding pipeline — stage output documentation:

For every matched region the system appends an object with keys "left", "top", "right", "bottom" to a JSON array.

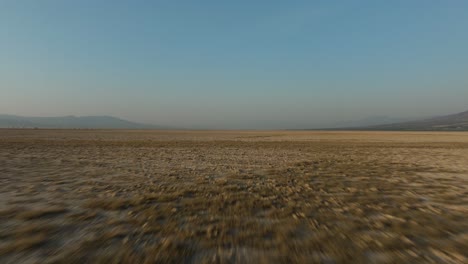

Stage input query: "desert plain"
[{"left": 0, "top": 129, "right": 467, "bottom": 263}]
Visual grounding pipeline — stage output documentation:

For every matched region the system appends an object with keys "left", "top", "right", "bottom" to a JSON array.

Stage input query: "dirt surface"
[{"left": 0, "top": 129, "right": 467, "bottom": 263}]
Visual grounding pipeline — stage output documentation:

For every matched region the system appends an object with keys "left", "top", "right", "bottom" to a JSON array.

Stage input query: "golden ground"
[{"left": 0, "top": 129, "right": 467, "bottom": 263}]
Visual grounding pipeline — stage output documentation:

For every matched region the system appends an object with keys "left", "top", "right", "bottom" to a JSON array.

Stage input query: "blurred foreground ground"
[{"left": 0, "top": 130, "right": 467, "bottom": 263}]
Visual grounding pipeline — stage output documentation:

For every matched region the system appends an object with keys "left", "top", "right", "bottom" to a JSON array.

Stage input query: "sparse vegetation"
[{"left": 0, "top": 129, "right": 467, "bottom": 263}]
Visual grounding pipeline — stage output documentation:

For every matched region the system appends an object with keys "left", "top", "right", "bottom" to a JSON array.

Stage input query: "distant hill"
[
  {"left": 328, "top": 116, "right": 412, "bottom": 129},
  {"left": 357, "top": 110, "right": 468, "bottom": 131},
  {"left": 0, "top": 115, "right": 165, "bottom": 129}
]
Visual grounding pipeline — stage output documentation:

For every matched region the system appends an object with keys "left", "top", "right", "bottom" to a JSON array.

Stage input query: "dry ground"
[{"left": 0, "top": 129, "right": 467, "bottom": 263}]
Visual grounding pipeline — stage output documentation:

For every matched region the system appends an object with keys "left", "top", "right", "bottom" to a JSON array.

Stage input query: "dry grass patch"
[
  {"left": 15, "top": 207, "right": 68, "bottom": 220},
  {"left": 0, "top": 233, "right": 48, "bottom": 255}
]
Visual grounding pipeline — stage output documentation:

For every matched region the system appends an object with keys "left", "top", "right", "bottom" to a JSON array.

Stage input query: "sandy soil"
[{"left": 0, "top": 129, "right": 467, "bottom": 263}]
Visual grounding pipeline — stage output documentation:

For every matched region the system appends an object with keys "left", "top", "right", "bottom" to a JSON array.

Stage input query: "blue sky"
[{"left": 1, "top": 1, "right": 467, "bottom": 129}]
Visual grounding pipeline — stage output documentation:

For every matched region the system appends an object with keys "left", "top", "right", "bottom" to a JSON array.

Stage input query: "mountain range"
[
  {"left": 0, "top": 115, "right": 164, "bottom": 129},
  {"left": 361, "top": 110, "right": 468, "bottom": 131},
  {"left": 1, "top": 110, "right": 468, "bottom": 130}
]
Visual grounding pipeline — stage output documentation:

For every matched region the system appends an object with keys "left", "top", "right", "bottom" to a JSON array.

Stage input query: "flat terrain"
[{"left": 0, "top": 130, "right": 467, "bottom": 263}]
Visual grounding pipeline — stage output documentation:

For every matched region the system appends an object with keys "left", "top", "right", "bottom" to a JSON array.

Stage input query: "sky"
[{"left": 1, "top": 1, "right": 467, "bottom": 129}]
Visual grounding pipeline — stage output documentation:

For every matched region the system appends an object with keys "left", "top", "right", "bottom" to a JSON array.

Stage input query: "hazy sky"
[{"left": 1, "top": 1, "right": 467, "bottom": 129}]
